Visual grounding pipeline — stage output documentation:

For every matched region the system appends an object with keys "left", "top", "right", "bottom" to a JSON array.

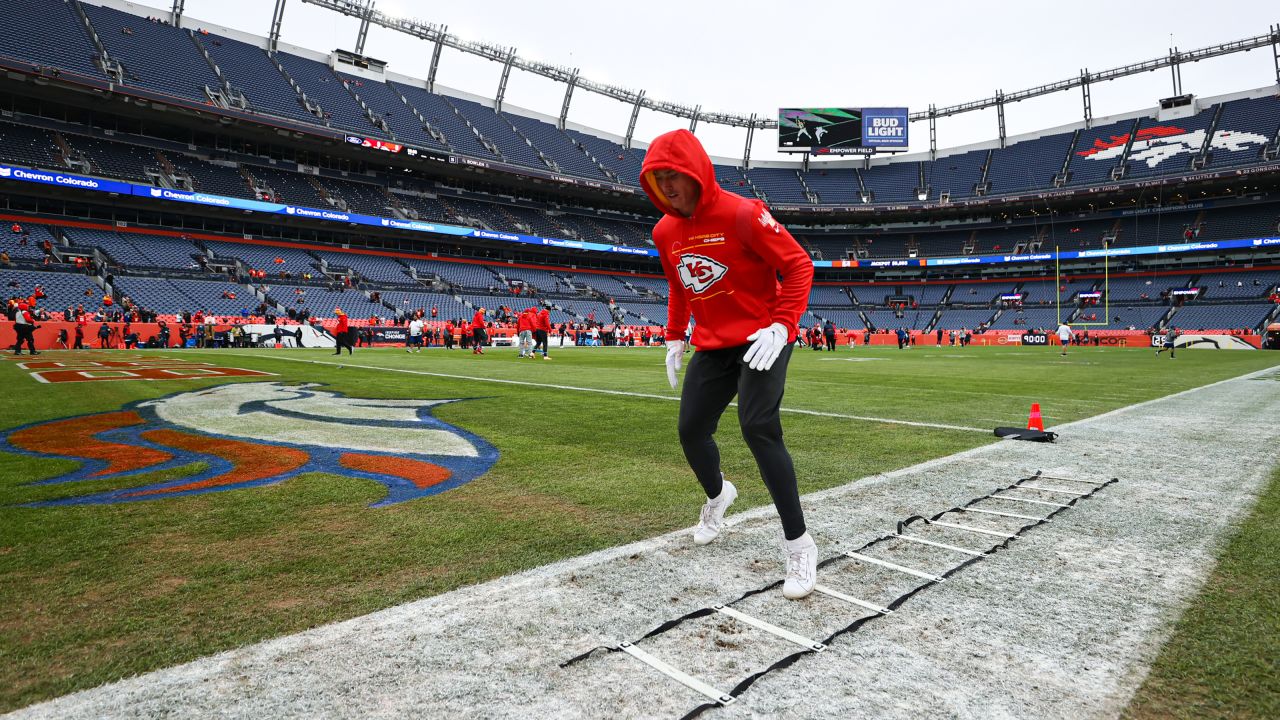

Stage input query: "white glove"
[
  {"left": 665, "top": 340, "right": 685, "bottom": 389},
  {"left": 743, "top": 323, "right": 789, "bottom": 371}
]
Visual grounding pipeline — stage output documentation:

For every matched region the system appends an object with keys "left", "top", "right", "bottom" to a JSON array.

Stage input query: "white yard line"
[{"left": 211, "top": 351, "right": 993, "bottom": 434}]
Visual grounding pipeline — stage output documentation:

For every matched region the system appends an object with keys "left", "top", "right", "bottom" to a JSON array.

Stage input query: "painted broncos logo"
[{"left": 4, "top": 382, "right": 499, "bottom": 507}]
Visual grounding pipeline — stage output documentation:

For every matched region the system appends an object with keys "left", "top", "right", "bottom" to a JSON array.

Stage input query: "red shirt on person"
[
  {"left": 640, "top": 129, "right": 812, "bottom": 350},
  {"left": 470, "top": 310, "right": 486, "bottom": 331},
  {"left": 537, "top": 308, "right": 551, "bottom": 333},
  {"left": 335, "top": 310, "right": 349, "bottom": 334},
  {"left": 517, "top": 309, "right": 535, "bottom": 333}
]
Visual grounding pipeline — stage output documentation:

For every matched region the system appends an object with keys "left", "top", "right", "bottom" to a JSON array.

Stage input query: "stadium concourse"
[{"left": 2, "top": 0, "right": 1280, "bottom": 717}]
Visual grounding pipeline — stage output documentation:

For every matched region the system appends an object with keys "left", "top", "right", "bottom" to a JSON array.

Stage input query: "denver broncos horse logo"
[{"left": 3, "top": 382, "right": 499, "bottom": 507}]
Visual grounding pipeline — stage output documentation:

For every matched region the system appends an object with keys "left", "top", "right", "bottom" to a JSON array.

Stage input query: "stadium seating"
[
  {"left": 1, "top": 223, "right": 57, "bottom": 263},
  {"left": 393, "top": 83, "right": 497, "bottom": 159},
  {"left": 861, "top": 161, "right": 921, "bottom": 203},
  {"left": 0, "top": 122, "right": 62, "bottom": 170},
  {"left": 274, "top": 52, "right": 382, "bottom": 136},
  {"left": 565, "top": 130, "right": 643, "bottom": 183},
  {"left": 1124, "top": 109, "right": 1218, "bottom": 179},
  {"left": 168, "top": 153, "right": 256, "bottom": 199},
  {"left": 310, "top": 175, "right": 396, "bottom": 216},
  {"left": 989, "top": 307, "right": 1061, "bottom": 330},
  {"left": 243, "top": 165, "right": 328, "bottom": 207},
  {"left": 61, "top": 132, "right": 161, "bottom": 183},
  {"left": 2, "top": 267, "right": 104, "bottom": 314},
  {"left": 203, "top": 240, "right": 317, "bottom": 278},
  {"left": 800, "top": 168, "right": 860, "bottom": 205},
  {"left": 1206, "top": 95, "right": 1280, "bottom": 168},
  {"left": 502, "top": 113, "right": 611, "bottom": 181},
  {"left": 1196, "top": 203, "right": 1280, "bottom": 242},
  {"left": 1198, "top": 271, "right": 1275, "bottom": 299},
  {"left": 81, "top": 5, "right": 220, "bottom": 103},
  {"left": 934, "top": 309, "right": 997, "bottom": 330},
  {"left": 63, "top": 228, "right": 200, "bottom": 270},
  {"left": 1167, "top": 303, "right": 1273, "bottom": 331},
  {"left": 407, "top": 259, "right": 499, "bottom": 290},
  {"left": 317, "top": 252, "right": 415, "bottom": 286},
  {"left": 925, "top": 149, "right": 987, "bottom": 200},
  {"left": 985, "top": 133, "right": 1074, "bottom": 194},
  {"left": 1066, "top": 118, "right": 1137, "bottom": 186},
  {"left": 0, "top": 0, "right": 104, "bottom": 80},
  {"left": 1106, "top": 305, "right": 1170, "bottom": 330},
  {"left": 715, "top": 166, "right": 757, "bottom": 199},
  {"left": 202, "top": 33, "right": 319, "bottom": 125},
  {"left": 1104, "top": 275, "right": 1193, "bottom": 301},
  {"left": 335, "top": 71, "right": 446, "bottom": 152},
  {"left": 450, "top": 97, "right": 547, "bottom": 169},
  {"left": 746, "top": 167, "right": 809, "bottom": 204},
  {"left": 809, "top": 286, "right": 853, "bottom": 306},
  {"left": 111, "top": 275, "right": 254, "bottom": 317}
]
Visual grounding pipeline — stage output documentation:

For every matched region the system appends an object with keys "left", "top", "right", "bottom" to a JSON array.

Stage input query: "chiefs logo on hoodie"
[{"left": 677, "top": 253, "right": 728, "bottom": 293}]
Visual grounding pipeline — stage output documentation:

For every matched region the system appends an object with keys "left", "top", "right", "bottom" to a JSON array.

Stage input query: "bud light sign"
[{"left": 861, "top": 108, "right": 909, "bottom": 149}]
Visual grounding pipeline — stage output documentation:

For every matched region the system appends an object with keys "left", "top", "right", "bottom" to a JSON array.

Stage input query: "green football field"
[{"left": 1, "top": 343, "right": 1277, "bottom": 713}]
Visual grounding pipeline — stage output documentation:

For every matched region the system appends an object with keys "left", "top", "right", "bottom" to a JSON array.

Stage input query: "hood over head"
[{"left": 640, "top": 129, "right": 721, "bottom": 218}]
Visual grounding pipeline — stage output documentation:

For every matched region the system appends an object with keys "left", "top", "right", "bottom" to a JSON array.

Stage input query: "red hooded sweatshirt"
[
  {"left": 640, "top": 129, "right": 812, "bottom": 350},
  {"left": 517, "top": 308, "right": 534, "bottom": 333},
  {"left": 536, "top": 308, "right": 551, "bottom": 333},
  {"left": 471, "top": 309, "right": 486, "bottom": 331}
]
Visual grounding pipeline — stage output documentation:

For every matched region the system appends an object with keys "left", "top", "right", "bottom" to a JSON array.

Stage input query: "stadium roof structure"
[{"left": 294, "top": 0, "right": 1280, "bottom": 157}]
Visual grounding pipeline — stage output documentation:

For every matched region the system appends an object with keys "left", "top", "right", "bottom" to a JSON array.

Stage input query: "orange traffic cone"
[{"left": 1027, "top": 403, "right": 1044, "bottom": 432}]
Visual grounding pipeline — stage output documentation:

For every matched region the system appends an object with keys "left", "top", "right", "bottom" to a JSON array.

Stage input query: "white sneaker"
[
  {"left": 782, "top": 532, "right": 817, "bottom": 600},
  {"left": 693, "top": 479, "right": 737, "bottom": 546}
]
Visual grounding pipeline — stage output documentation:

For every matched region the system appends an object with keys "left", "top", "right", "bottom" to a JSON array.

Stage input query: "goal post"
[{"left": 1056, "top": 245, "right": 1110, "bottom": 327}]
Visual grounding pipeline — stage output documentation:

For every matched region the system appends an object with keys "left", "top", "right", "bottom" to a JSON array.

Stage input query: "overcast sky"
[{"left": 146, "top": 0, "right": 1276, "bottom": 163}]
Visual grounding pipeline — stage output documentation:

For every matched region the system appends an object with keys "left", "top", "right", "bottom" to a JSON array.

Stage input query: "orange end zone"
[
  {"left": 8, "top": 411, "right": 174, "bottom": 477},
  {"left": 339, "top": 453, "right": 452, "bottom": 489},
  {"left": 124, "top": 429, "right": 309, "bottom": 496}
]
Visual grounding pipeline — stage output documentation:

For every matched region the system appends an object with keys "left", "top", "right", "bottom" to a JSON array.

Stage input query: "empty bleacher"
[
  {"left": 203, "top": 33, "right": 319, "bottom": 125},
  {"left": 275, "top": 52, "right": 382, "bottom": 136},
  {"left": 81, "top": 5, "right": 220, "bottom": 103},
  {"left": 0, "top": 0, "right": 104, "bottom": 80},
  {"left": 1167, "top": 303, "right": 1272, "bottom": 331},
  {"left": 2, "top": 268, "right": 104, "bottom": 314}
]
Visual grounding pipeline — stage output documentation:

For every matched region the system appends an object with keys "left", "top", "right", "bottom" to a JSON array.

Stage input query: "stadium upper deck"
[{"left": 1, "top": 0, "right": 1276, "bottom": 212}]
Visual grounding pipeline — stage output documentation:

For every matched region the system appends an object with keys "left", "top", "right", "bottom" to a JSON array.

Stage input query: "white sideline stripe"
[
  {"left": 961, "top": 507, "right": 1048, "bottom": 522},
  {"left": 618, "top": 643, "right": 735, "bottom": 706},
  {"left": 713, "top": 605, "right": 826, "bottom": 651},
  {"left": 219, "top": 353, "right": 991, "bottom": 433},
  {"left": 812, "top": 584, "right": 893, "bottom": 615},
  {"left": 892, "top": 533, "right": 987, "bottom": 557},
  {"left": 844, "top": 551, "right": 946, "bottom": 582}
]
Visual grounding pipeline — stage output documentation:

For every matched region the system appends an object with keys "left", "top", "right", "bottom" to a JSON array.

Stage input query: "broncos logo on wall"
[{"left": 3, "top": 383, "right": 499, "bottom": 507}]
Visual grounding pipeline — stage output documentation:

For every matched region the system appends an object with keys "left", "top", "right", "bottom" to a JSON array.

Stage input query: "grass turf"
[
  {"left": 0, "top": 344, "right": 1277, "bottom": 712},
  {"left": 1122, "top": 464, "right": 1280, "bottom": 720}
]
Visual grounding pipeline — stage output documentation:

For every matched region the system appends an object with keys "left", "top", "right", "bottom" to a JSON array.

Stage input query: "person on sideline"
[{"left": 641, "top": 128, "right": 817, "bottom": 600}]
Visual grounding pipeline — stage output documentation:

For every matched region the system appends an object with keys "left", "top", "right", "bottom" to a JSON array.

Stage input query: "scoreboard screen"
[{"left": 778, "top": 107, "right": 909, "bottom": 155}]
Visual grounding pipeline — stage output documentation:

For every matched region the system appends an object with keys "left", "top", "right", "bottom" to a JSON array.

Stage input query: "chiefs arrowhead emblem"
[{"left": 676, "top": 253, "right": 728, "bottom": 294}]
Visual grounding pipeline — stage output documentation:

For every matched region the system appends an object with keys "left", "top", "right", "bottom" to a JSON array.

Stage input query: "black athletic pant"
[
  {"left": 12, "top": 325, "right": 36, "bottom": 354},
  {"left": 678, "top": 343, "right": 805, "bottom": 540},
  {"left": 334, "top": 330, "right": 353, "bottom": 354},
  {"left": 533, "top": 329, "right": 548, "bottom": 355},
  {"left": 825, "top": 334, "right": 835, "bottom": 351}
]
